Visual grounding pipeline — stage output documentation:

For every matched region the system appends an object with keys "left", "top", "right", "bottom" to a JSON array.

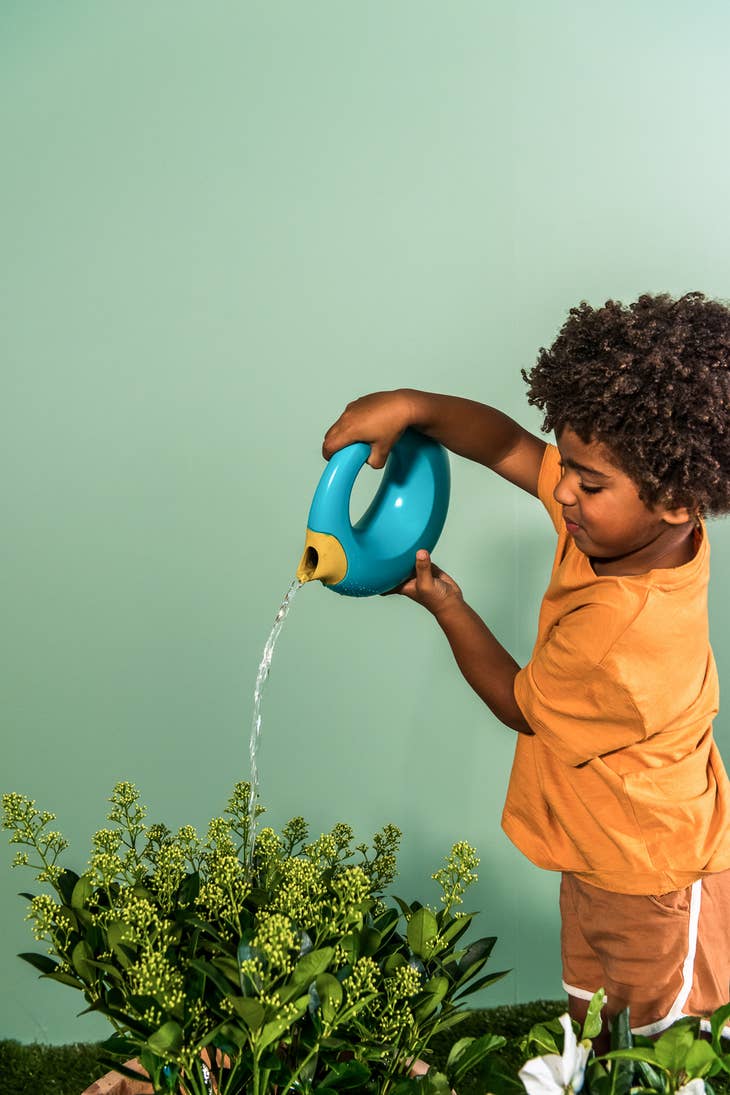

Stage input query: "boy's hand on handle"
[
  {"left": 322, "top": 389, "right": 417, "bottom": 469},
  {"left": 392, "top": 549, "right": 464, "bottom": 618},
  {"left": 324, "top": 387, "right": 545, "bottom": 496}
]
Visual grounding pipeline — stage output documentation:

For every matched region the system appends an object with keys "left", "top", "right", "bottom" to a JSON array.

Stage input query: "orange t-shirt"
[{"left": 503, "top": 444, "right": 730, "bottom": 894}]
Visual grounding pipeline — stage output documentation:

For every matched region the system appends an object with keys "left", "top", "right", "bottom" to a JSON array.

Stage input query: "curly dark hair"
[{"left": 522, "top": 292, "right": 730, "bottom": 515}]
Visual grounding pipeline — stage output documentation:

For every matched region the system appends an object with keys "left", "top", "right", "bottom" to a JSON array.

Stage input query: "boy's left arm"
[{"left": 400, "top": 551, "right": 532, "bottom": 735}]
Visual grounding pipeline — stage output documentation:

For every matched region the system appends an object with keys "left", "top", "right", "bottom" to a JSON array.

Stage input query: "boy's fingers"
[
  {"left": 415, "top": 550, "right": 434, "bottom": 589},
  {"left": 366, "top": 444, "right": 389, "bottom": 469}
]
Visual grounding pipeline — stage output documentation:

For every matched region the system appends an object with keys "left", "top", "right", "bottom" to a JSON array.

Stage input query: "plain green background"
[{"left": 4, "top": 0, "right": 730, "bottom": 1046}]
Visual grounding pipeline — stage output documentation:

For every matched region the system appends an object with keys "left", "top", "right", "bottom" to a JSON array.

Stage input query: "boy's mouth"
[{"left": 564, "top": 516, "right": 581, "bottom": 534}]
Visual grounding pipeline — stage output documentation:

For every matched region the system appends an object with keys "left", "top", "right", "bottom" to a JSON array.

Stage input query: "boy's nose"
[{"left": 553, "top": 475, "right": 576, "bottom": 507}]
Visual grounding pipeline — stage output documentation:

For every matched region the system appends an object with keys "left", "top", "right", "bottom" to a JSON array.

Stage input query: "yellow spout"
[{"left": 296, "top": 529, "right": 348, "bottom": 586}]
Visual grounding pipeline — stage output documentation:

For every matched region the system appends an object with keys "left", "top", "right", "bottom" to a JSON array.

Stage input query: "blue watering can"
[{"left": 296, "top": 428, "right": 450, "bottom": 597}]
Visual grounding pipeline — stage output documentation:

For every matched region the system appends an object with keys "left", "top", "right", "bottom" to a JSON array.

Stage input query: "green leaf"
[
  {"left": 393, "top": 896, "right": 413, "bottom": 919},
  {"left": 436, "top": 917, "right": 474, "bottom": 953},
  {"left": 383, "top": 951, "right": 407, "bottom": 976},
  {"left": 71, "top": 874, "right": 94, "bottom": 910},
  {"left": 189, "top": 957, "right": 238, "bottom": 998},
  {"left": 147, "top": 1020, "right": 183, "bottom": 1056},
  {"left": 446, "top": 1037, "right": 475, "bottom": 1071},
  {"left": 632, "top": 1059, "right": 664, "bottom": 1090},
  {"left": 446, "top": 1033, "right": 507, "bottom": 1085},
  {"left": 99, "top": 1034, "right": 140, "bottom": 1058},
  {"left": 226, "top": 996, "right": 264, "bottom": 1029},
  {"left": 479, "top": 1054, "right": 527, "bottom": 1095},
  {"left": 431, "top": 1010, "right": 471, "bottom": 1033},
  {"left": 603, "top": 1048, "right": 659, "bottom": 1065},
  {"left": 411, "top": 1068, "right": 451, "bottom": 1095},
  {"left": 85, "top": 958, "right": 123, "bottom": 982},
  {"left": 373, "top": 907, "right": 400, "bottom": 935},
  {"left": 57, "top": 869, "right": 81, "bottom": 905},
  {"left": 338, "top": 933, "right": 359, "bottom": 965},
  {"left": 582, "top": 988, "right": 607, "bottom": 1041},
  {"left": 453, "top": 968, "right": 510, "bottom": 1000},
  {"left": 71, "top": 940, "right": 96, "bottom": 983},
  {"left": 97, "top": 1058, "right": 151, "bottom": 1084},
  {"left": 258, "top": 995, "right": 308, "bottom": 1049},
  {"left": 291, "top": 947, "right": 335, "bottom": 987},
  {"left": 413, "top": 975, "right": 449, "bottom": 1022},
  {"left": 176, "top": 871, "right": 200, "bottom": 905},
  {"left": 407, "top": 907, "right": 438, "bottom": 958},
  {"left": 212, "top": 955, "right": 241, "bottom": 986},
  {"left": 216, "top": 1022, "right": 248, "bottom": 1050},
  {"left": 179, "top": 913, "right": 226, "bottom": 944},
  {"left": 457, "top": 935, "right": 496, "bottom": 974},
  {"left": 711, "top": 1003, "right": 730, "bottom": 1052},
  {"left": 654, "top": 1019, "right": 698, "bottom": 1072},
  {"left": 526, "top": 1021, "right": 562, "bottom": 1056},
  {"left": 106, "top": 922, "right": 136, "bottom": 969},
  {"left": 315, "top": 973, "right": 343, "bottom": 1023},
  {"left": 96, "top": 1003, "right": 150, "bottom": 1037},
  {"left": 45, "top": 970, "right": 84, "bottom": 989},
  {"left": 610, "top": 1007, "right": 634, "bottom": 1051},
  {"left": 18, "top": 952, "right": 58, "bottom": 975},
  {"left": 684, "top": 1039, "right": 721, "bottom": 1078},
  {"left": 320, "top": 1059, "right": 371, "bottom": 1089},
  {"left": 197, "top": 1019, "right": 234, "bottom": 1050},
  {"left": 359, "top": 927, "right": 382, "bottom": 956}
]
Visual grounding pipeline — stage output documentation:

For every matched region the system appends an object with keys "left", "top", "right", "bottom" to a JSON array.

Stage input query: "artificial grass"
[{"left": 0, "top": 1038, "right": 108, "bottom": 1095}]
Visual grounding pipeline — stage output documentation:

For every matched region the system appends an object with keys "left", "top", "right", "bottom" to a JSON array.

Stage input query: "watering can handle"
[{"left": 308, "top": 441, "right": 372, "bottom": 531}]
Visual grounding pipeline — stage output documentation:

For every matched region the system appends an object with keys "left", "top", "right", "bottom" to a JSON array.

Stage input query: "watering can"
[{"left": 296, "top": 428, "right": 450, "bottom": 597}]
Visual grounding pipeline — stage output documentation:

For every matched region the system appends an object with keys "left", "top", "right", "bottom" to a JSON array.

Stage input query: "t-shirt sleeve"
[
  {"left": 514, "top": 605, "right": 648, "bottom": 767},
  {"left": 537, "top": 443, "right": 564, "bottom": 533}
]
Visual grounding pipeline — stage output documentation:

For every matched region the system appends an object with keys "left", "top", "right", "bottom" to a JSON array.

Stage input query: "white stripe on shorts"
[
  {"left": 562, "top": 980, "right": 605, "bottom": 1004},
  {"left": 631, "top": 878, "right": 703, "bottom": 1038}
]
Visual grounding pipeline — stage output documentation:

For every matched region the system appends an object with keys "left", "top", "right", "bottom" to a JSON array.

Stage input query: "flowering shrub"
[{"left": 3, "top": 782, "right": 508, "bottom": 1095}]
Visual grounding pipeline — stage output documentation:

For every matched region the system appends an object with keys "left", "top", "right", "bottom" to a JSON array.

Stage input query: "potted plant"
[{"left": 3, "top": 781, "right": 508, "bottom": 1095}]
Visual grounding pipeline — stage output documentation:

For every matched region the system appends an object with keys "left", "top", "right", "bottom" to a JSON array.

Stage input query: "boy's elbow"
[{"left": 488, "top": 694, "right": 534, "bottom": 735}]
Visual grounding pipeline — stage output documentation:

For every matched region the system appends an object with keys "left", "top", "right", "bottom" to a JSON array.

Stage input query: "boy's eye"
[{"left": 558, "top": 461, "right": 603, "bottom": 495}]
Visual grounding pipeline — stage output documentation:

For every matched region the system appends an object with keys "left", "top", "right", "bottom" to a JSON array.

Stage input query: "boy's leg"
[
  {"left": 560, "top": 875, "right": 610, "bottom": 1050},
  {"left": 560, "top": 871, "right": 730, "bottom": 1039}
]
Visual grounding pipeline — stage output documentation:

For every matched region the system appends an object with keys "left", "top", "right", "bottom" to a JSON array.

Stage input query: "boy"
[{"left": 323, "top": 292, "right": 730, "bottom": 1041}]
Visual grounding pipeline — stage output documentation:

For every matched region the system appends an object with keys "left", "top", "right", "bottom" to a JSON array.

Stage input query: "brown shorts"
[{"left": 560, "top": 870, "right": 730, "bottom": 1035}]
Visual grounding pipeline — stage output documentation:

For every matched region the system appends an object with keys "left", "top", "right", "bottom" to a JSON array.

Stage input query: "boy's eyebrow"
[{"left": 559, "top": 456, "right": 612, "bottom": 479}]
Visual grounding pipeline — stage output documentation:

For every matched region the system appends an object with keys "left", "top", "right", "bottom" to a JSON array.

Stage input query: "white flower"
[
  {"left": 519, "top": 1014, "right": 590, "bottom": 1095},
  {"left": 677, "top": 1081, "right": 705, "bottom": 1095}
]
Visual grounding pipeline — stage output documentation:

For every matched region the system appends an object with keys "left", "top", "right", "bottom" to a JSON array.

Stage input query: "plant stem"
[{"left": 284, "top": 1044, "right": 321, "bottom": 1093}]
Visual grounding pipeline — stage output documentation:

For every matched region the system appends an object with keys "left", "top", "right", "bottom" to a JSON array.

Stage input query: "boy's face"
[{"left": 554, "top": 426, "right": 693, "bottom": 575}]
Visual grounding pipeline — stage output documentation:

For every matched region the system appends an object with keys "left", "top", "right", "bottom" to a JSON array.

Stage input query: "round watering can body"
[{"left": 297, "top": 428, "right": 450, "bottom": 596}]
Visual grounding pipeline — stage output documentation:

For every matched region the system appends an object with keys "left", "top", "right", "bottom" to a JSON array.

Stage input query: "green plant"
[
  {"left": 3, "top": 782, "right": 508, "bottom": 1095},
  {"left": 517, "top": 989, "right": 730, "bottom": 1095}
]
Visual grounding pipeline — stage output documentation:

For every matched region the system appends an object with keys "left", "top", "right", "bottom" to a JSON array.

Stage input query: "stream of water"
[{"left": 247, "top": 577, "right": 302, "bottom": 859}]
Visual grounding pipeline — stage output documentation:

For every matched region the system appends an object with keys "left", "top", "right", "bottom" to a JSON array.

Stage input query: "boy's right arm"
[{"left": 322, "top": 388, "right": 546, "bottom": 498}]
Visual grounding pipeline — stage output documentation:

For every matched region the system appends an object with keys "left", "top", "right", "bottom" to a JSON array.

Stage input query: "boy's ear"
[{"left": 660, "top": 505, "right": 693, "bottom": 526}]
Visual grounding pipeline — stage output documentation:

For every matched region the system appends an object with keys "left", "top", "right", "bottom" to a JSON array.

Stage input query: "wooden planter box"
[{"left": 81, "top": 1059, "right": 152, "bottom": 1094}]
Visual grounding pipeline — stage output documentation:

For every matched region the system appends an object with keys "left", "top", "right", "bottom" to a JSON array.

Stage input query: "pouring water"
[{"left": 248, "top": 577, "right": 302, "bottom": 860}]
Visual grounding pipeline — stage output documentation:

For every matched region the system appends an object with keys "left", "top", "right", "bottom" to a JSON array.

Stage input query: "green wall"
[{"left": 3, "top": 0, "right": 730, "bottom": 1044}]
